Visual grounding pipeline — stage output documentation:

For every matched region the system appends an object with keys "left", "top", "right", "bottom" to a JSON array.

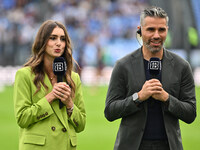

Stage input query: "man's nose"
[{"left": 153, "top": 30, "right": 160, "bottom": 39}]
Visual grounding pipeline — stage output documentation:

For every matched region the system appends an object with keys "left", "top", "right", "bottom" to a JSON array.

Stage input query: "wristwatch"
[{"left": 132, "top": 93, "right": 142, "bottom": 104}]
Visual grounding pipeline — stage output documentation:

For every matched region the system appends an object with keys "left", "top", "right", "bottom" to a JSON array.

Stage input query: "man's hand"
[{"left": 138, "top": 79, "right": 169, "bottom": 102}]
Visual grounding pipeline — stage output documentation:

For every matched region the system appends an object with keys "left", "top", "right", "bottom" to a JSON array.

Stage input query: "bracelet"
[{"left": 67, "top": 104, "right": 74, "bottom": 113}]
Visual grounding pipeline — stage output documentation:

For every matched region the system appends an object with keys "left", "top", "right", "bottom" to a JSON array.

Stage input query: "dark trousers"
[{"left": 139, "top": 140, "right": 170, "bottom": 150}]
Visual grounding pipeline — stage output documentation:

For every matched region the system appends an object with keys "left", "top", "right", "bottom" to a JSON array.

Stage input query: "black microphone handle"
[
  {"left": 150, "top": 75, "right": 156, "bottom": 79},
  {"left": 57, "top": 75, "right": 63, "bottom": 83},
  {"left": 57, "top": 75, "right": 65, "bottom": 109}
]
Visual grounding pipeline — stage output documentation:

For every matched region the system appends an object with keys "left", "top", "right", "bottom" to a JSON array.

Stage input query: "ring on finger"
[{"left": 61, "top": 93, "right": 64, "bottom": 97}]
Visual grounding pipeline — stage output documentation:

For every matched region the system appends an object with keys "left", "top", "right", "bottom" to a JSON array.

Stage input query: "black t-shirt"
[{"left": 142, "top": 59, "right": 167, "bottom": 140}]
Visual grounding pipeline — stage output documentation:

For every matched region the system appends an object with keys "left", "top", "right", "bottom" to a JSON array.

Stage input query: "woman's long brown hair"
[{"left": 24, "top": 20, "right": 76, "bottom": 98}]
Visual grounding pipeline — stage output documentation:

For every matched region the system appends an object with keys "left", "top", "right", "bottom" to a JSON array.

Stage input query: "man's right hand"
[{"left": 138, "top": 79, "right": 163, "bottom": 101}]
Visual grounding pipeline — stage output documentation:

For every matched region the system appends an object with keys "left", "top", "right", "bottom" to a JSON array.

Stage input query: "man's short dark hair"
[{"left": 140, "top": 6, "right": 169, "bottom": 26}]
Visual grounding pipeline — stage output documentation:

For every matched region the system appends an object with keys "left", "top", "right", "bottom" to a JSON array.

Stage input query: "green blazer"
[{"left": 14, "top": 66, "right": 86, "bottom": 150}]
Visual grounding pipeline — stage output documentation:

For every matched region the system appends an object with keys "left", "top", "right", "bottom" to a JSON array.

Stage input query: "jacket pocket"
[
  {"left": 70, "top": 136, "right": 77, "bottom": 147},
  {"left": 23, "top": 134, "right": 46, "bottom": 146}
]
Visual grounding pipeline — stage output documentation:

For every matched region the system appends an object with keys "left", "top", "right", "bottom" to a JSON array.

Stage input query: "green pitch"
[{"left": 0, "top": 86, "right": 199, "bottom": 150}]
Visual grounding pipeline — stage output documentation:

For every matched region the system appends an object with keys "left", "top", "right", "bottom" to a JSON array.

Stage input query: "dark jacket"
[{"left": 104, "top": 48, "right": 196, "bottom": 150}]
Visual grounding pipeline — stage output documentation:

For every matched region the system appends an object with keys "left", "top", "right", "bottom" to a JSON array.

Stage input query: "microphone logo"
[
  {"left": 150, "top": 61, "right": 160, "bottom": 70},
  {"left": 54, "top": 62, "right": 65, "bottom": 72},
  {"left": 149, "top": 57, "right": 161, "bottom": 78},
  {"left": 53, "top": 57, "right": 67, "bottom": 76}
]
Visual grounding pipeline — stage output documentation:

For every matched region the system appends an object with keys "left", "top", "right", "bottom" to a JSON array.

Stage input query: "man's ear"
[{"left": 137, "top": 26, "right": 142, "bottom": 36}]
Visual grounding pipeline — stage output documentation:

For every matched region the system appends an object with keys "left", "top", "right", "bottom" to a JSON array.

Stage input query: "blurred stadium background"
[
  {"left": 1, "top": 0, "right": 200, "bottom": 87},
  {"left": 0, "top": 0, "right": 200, "bottom": 150}
]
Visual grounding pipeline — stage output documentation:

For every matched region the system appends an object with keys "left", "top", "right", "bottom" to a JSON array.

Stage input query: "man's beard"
[{"left": 143, "top": 39, "right": 164, "bottom": 54}]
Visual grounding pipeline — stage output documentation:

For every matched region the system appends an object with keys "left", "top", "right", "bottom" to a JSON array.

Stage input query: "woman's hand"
[
  {"left": 45, "top": 82, "right": 73, "bottom": 108},
  {"left": 53, "top": 82, "right": 74, "bottom": 108}
]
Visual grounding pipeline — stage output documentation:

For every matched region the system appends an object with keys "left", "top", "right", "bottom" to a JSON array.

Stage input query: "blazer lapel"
[
  {"left": 131, "top": 49, "right": 146, "bottom": 89},
  {"left": 51, "top": 101, "right": 68, "bottom": 129},
  {"left": 131, "top": 49, "right": 147, "bottom": 113},
  {"left": 161, "top": 50, "right": 174, "bottom": 92},
  {"left": 43, "top": 73, "right": 68, "bottom": 129}
]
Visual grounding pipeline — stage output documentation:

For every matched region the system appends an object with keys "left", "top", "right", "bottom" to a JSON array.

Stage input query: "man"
[{"left": 104, "top": 6, "right": 196, "bottom": 150}]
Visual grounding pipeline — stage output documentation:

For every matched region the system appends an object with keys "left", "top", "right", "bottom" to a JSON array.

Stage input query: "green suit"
[{"left": 14, "top": 67, "right": 86, "bottom": 150}]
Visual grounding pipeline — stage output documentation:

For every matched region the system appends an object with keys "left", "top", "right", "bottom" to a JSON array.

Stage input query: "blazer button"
[
  {"left": 51, "top": 126, "right": 56, "bottom": 131},
  {"left": 62, "top": 128, "right": 67, "bottom": 132}
]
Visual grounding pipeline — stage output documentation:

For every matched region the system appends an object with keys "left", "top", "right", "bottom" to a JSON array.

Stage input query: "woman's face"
[{"left": 45, "top": 27, "right": 66, "bottom": 60}]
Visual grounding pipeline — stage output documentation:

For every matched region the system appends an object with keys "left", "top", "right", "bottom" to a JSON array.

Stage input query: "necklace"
[
  {"left": 50, "top": 75, "right": 55, "bottom": 80},
  {"left": 50, "top": 76, "right": 55, "bottom": 80}
]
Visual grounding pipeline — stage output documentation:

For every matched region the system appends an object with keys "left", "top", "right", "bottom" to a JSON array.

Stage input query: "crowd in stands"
[{"left": 0, "top": 0, "right": 148, "bottom": 67}]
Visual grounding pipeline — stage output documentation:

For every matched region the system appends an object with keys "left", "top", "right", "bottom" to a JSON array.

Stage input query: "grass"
[
  {"left": 77, "top": 86, "right": 120, "bottom": 150},
  {"left": 0, "top": 86, "right": 199, "bottom": 150},
  {"left": 0, "top": 86, "right": 19, "bottom": 150},
  {"left": 180, "top": 87, "right": 200, "bottom": 150}
]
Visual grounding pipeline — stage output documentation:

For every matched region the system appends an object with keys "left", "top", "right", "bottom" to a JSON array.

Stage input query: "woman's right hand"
[
  {"left": 45, "top": 82, "right": 72, "bottom": 105},
  {"left": 45, "top": 89, "right": 57, "bottom": 104}
]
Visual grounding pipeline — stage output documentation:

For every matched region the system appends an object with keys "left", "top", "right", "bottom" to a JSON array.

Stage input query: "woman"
[{"left": 13, "top": 20, "right": 86, "bottom": 150}]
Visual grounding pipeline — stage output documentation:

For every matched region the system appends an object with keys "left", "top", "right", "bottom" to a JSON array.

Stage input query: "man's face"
[{"left": 141, "top": 16, "right": 168, "bottom": 54}]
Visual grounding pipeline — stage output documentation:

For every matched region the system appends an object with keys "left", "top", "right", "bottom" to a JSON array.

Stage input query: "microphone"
[
  {"left": 53, "top": 57, "right": 67, "bottom": 109},
  {"left": 148, "top": 57, "right": 161, "bottom": 79}
]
